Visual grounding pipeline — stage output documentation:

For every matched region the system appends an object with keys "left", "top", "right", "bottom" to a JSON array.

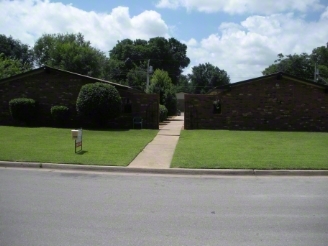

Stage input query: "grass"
[
  {"left": 171, "top": 130, "right": 328, "bottom": 169},
  {"left": 0, "top": 126, "right": 158, "bottom": 166}
]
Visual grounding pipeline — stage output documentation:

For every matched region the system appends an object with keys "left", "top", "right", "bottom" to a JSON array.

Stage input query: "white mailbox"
[{"left": 71, "top": 130, "right": 79, "bottom": 140}]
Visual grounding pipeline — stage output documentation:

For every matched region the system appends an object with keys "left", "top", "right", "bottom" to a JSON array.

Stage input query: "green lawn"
[
  {"left": 0, "top": 126, "right": 158, "bottom": 166},
  {"left": 171, "top": 130, "right": 328, "bottom": 169}
]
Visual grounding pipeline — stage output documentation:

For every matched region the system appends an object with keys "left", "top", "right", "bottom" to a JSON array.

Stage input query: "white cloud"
[
  {"left": 156, "top": 0, "right": 324, "bottom": 14},
  {"left": 1, "top": 0, "right": 328, "bottom": 84},
  {"left": 156, "top": 0, "right": 180, "bottom": 9},
  {"left": 186, "top": 38, "right": 198, "bottom": 47},
  {"left": 184, "top": 12, "right": 328, "bottom": 82},
  {"left": 0, "top": 0, "right": 169, "bottom": 53},
  {"left": 321, "top": 6, "right": 328, "bottom": 19}
]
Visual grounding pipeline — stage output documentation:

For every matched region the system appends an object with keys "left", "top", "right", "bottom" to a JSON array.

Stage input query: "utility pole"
[
  {"left": 126, "top": 58, "right": 153, "bottom": 92},
  {"left": 314, "top": 62, "right": 328, "bottom": 84},
  {"left": 146, "top": 59, "right": 153, "bottom": 92},
  {"left": 314, "top": 63, "right": 319, "bottom": 82}
]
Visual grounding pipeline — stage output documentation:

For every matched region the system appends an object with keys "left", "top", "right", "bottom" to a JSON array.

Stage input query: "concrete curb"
[{"left": 0, "top": 161, "right": 328, "bottom": 176}]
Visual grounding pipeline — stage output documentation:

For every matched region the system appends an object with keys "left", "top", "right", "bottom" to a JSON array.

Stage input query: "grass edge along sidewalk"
[
  {"left": 171, "top": 130, "right": 328, "bottom": 170},
  {"left": 0, "top": 126, "right": 158, "bottom": 166}
]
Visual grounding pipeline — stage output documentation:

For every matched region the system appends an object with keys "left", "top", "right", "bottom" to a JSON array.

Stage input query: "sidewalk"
[{"left": 128, "top": 114, "right": 184, "bottom": 169}]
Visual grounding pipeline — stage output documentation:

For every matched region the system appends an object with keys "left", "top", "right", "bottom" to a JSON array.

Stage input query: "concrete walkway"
[{"left": 128, "top": 114, "right": 184, "bottom": 169}]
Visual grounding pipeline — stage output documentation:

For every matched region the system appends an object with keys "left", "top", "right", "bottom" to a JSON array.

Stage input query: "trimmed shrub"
[
  {"left": 76, "top": 82, "right": 122, "bottom": 126},
  {"left": 159, "top": 104, "right": 168, "bottom": 122},
  {"left": 51, "top": 105, "right": 70, "bottom": 127},
  {"left": 9, "top": 98, "right": 37, "bottom": 125}
]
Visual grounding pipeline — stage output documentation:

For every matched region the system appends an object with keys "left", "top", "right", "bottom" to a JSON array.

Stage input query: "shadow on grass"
[
  {"left": 84, "top": 128, "right": 130, "bottom": 132},
  {"left": 76, "top": 150, "right": 88, "bottom": 155}
]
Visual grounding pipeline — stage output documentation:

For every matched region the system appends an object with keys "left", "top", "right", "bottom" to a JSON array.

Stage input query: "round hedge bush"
[
  {"left": 51, "top": 105, "right": 70, "bottom": 126},
  {"left": 9, "top": 98, "right": 37, "bottom": 125},
  {"left": 159, "top": 104, "right": 168, "bottom": 122},
  {"left": 76, "top": 82, "right": 122, "bottom": 126}
]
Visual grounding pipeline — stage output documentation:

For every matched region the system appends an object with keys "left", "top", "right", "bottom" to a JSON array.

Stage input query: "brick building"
[
  {"left": 0, "top": 66, "right": 159, "bottom": 129},
  {"left": 184, "top": 73, "right": 328, "bottom": 131}
]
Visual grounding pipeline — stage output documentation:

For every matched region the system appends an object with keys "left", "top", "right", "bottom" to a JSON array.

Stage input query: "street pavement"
[{"left": 1, "top": 168, "right": 327, "bottom": 246}]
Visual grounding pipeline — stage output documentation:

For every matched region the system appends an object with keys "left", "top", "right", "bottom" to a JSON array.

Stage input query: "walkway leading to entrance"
[{"left": 128, "top": 114, "right": 184, "bottom": 169}]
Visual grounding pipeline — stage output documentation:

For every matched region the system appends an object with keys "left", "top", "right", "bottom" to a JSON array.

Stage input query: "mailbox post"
[{"left": 71, "top": 128, "right": 82, "bottom": 153}]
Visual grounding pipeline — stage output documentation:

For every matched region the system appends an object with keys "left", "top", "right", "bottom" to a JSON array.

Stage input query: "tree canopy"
[
  {"left": 0, "top": 34, "right": 34, "bottom": 68},
  {"left": 0, "top": 54, "right": 31, "bottom": 79},
  {"left": 0, "top": 34, "right": 34, "bottom": 78},
  {"left": 148, "top": 69, "right": 177, "bottom": 115},
  {"left": 148, "top": 69, "right": 174, "bottom": 105},
  {"left": 107, "top": 37, "right": 190, "bottom": 86},
  {"left": 189, "top": 63, "right": 230, "bottom": 94},
  {"left": 176, "top": 74, "right": 192, "bottom": 93},
  {"left": 0, "top": 33, "right": 235, "bottom": 92},
  {"left": 33, "top": 33, "right": 107, "bottom": 78},
  {"left": 262, "top": 44, "right": 328, "bottom": 84}
]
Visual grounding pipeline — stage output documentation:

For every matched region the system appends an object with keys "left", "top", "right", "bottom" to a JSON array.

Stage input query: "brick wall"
[
  {"left": 125, "top": 93, "right": 159, "bottom": 129},
  {"left": 0, "top": 68, "right": 159, "bottom": 129},
  {"left": 185, "top": 76, "right": 328, "bottom": 131}
]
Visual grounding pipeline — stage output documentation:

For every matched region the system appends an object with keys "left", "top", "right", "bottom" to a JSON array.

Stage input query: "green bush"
[
  {"left": 165, "top": 92, "right": 177, "bottom": 116},
  {"left": 9, "top": 98, "right": 37, "bottom": 125},
  {"left": 159, "top": 104, "right": 168, "bottom": 122},
  {"left": 51, "top": 105, "right": 70, "bottom": 126},
  {"left": 76, "top": 82, "right": 122, "bottom": 126}
]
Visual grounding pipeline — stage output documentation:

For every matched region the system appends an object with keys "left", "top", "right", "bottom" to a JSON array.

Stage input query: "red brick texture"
[
  {"left": 0, "top": 67, "right": 159, "bottom": 129},
  {"left": 184, "top": 75, "right": 328, "bottom": 131}
]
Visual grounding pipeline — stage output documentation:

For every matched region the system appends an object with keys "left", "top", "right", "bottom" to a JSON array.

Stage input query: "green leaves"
[
  {"left": 189, "top": 63, "right": 230, "bottom": 94},
  {"left": 50, "top": 105, "right": 70, "bottom": 127},
  {"left": 0, "top": 54, "right": 30, "bottom": 79},
  {"left": 9, "top": 98, "right": 37, "bottom": 125},
  {"left": 0, "top": 34, "right": 34, "bottom": 68},
  {"left": 0, "top": 34, "right": 33, "bottom": 78},
  {"left": 148, "top": 69, "right": 177, "bottom": 115},
  {"left": 148, "top": 69, "right": 173, "bottom": 104},
  {"left": 263, "top": 44, "right": 328, "bottom": 84},
  {"left": 33, "top": 33, "right": 107, "bottom": 78},
  {"left": 159, "top": 104, "right": 168, "bottom": 122},
  {"left": 76, "top": 82, "right": 122, "bottom": 126},
  {"left": 107, "top": 37, "right": 190, "bottom": 85}
]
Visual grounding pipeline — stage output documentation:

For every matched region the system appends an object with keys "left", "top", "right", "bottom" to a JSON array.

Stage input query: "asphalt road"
[{"left": 0, "top": 168, "right": 327, "bottom": 246}]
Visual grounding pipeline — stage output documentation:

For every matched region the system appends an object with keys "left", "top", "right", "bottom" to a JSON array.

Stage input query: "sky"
[{"left": 0, "top": 0, "right": 328, "bottom": 82}]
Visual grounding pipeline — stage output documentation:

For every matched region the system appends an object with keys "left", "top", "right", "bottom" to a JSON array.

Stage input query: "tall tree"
[
  {"left": 311, "top": 45, "right": 328, "bottom": 67},
  {"left": 107, "top": 37, "right": 190, "bottom": 85},
  {"left": 0, "top": 34, "right": 34, "bottom": 69},
  {"left": 0, "top": 54, "right": 30, "bottom": 79},
  {"left": 103, "top": 58, "right": 127, "bottom": 83},
  {"left": 311, "top": 45, "right": 328, "bottom": 84},
  {"left": 148, "top": 69, "right": 177, "bottom": 115},
  {"left": 262, "top": 53, "right": 313, "bottom": 80},
  {"left": 189, "top": 63, "right": 230, "bottom": 94},
  {"left": 263, "top": 44, "right": 328, "bottom": 84},
  {"left": 176, "top": 74, "right": 192, "bottom": 93},
  {"left": 148, "top": 69, "right": 174, "bottom": 104},
  {"left": 33, "top": 33, "right": 107, "bottom": 78},
  {"left": 126, "top": 67, "right": 147, "bottom": 91}
]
